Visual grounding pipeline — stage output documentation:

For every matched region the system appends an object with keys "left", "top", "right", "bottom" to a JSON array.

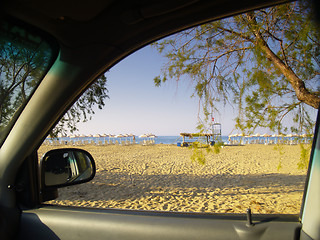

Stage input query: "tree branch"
[
  {"left": 247, "top": 12, "right": 320, "bottom": 109},
  {"left": 217, "top": 26, "right": 254, "bottom": 43}
]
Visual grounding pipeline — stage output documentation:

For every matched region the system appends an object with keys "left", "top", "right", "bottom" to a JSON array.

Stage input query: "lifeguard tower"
[{"left": 212, "top": 123, "right": 222, "bottom": 142}]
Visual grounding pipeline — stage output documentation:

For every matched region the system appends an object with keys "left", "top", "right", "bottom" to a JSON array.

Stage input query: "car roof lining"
[
  {"left": 5, "top": 0, "right": 291, "bottom": 49},
  {"left": 4, "top": 0, "right": 115, "bottom": 22}
]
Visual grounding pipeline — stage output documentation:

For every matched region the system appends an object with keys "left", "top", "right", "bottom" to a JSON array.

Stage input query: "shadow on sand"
[{"left": 56, "top": 171, "right": 306, "bottom": 202}]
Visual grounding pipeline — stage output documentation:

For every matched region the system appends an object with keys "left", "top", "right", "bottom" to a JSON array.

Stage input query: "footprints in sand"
[
  {"left": 41, "top": 144, "right": 307, "bottom": 215},
  {"left": 51, "top": 186, "right": 303, "bottom": 214}
]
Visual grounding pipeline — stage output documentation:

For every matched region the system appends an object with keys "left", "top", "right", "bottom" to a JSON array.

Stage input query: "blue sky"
[
  {"left": 74, "top": 43, "right": 318, "bottom": 137},
  {"left": 76, "top": 45, "right": 236, "bottom": 136}
]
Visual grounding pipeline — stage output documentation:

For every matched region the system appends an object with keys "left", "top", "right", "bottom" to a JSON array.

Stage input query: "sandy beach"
[{"left": 38, "top": 144, "right": 308, "bottom": 214}]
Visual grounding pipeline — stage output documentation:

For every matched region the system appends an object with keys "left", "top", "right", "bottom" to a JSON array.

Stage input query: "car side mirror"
[{"left": 40, "top": 148, "right": 96, "bottom": 189}]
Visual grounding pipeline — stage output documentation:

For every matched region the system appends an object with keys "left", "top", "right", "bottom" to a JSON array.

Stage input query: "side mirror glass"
[{"left": 40, "top": 148, "right": 96, "bottom": 188}]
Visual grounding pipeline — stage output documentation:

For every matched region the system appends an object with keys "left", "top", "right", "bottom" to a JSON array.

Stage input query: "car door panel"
[{"left": 19, "top": 206, "right": 301, "bottom": 240}]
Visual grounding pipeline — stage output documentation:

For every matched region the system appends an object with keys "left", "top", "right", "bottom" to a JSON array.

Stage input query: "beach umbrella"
[
  {"left": 277, "top": 134, "right": 286, "bottom": 142},
  {"left": 92, "top": 134, "right": 101, "bottom": 144},
  {"left": 57, "top": 133, "right": 65, "bottom": 138},
  {"left": 69, "top": 134, "right": 78, "bottom": 144},
  {"left": 107, "top": 134, "right": 115, "bottom": 143},
  {"left": 127, "top": 133, "right": 135, "bottom": 138},
  {"left": 234, "top": 133, "right": 243, "bottom": 144},
  {"left": 115, "top": 134, "right": 125, "bottom": 144},
  {"left": 243, "top": 134, "right": 251, "bottom": 144},
  {"left": 148, "top": 134, "right": 156, "bottom": 144},
  {"left": 271, "top": 134, "right": 278, "bottom": 143},
  {"left": 261, "top": 133, "right": 271, "bottom": 139},
  {"left": 139, "top": 134, "right": 149, "bottom": 144},
  {"left": 232, "top": 133, "right": 239, "bottom": 142},
  {"left": 125, "top": 134, "right": 130, "bottom": 142},
  {"left": 85, "top": 134, "right": 94, "bottom": 144},
  {"left": 77, "top": 134, "right": 86, "bottom": 144},
  {"left": 236, "top": 133, "right": 245, "bottom": 143},
  {"left": 128, "top": 133, "right": 136, "bottom": 142},
  {"left": 228, "top": 134, "right": 234, "bottom": 142},
  {"left": 276, "top": 134, "right": 285, "bottom": 144},
  {"left": 101, "top": 133, "right": 108, "bottom": 139},
  {"left": 252, "top": 133, "right": 261, "bottom": 144},
  {"left": 253, "top": 133, "right": 260, "bottom": 139},
  {"left": 300, "top": 134, "right": 308, "bottom": 143},
  {"left": 101, "top": 133, "right": 108, "bottom": 142},
  {"left": 261, "top": 133, "right": 271, "bottom": 144},
  {"left": 239, "top": 133, "right": 248, "bottom": 139},
  {"left": 286, "top": 134, "right": 293, "bottom": 142}
]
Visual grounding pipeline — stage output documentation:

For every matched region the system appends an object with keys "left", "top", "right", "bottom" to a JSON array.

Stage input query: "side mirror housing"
[{"left": 40, "top": 148, "right": 96, "bottom": 201}]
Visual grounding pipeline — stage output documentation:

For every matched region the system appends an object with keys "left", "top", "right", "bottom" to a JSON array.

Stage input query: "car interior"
[{"left": 1, "top": 0, "right": 320, "bottom": 239}]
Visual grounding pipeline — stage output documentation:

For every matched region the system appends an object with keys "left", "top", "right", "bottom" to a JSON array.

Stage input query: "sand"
[{"left": 38, "top": 144, "right": 308, "bottom": 214}]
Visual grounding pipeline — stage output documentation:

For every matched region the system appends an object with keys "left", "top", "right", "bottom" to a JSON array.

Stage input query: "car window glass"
[
  {"left": 40, "top": 2, "right": 319, "bottom": 215},
  {"left": 0, "top": 19, "right": 57, "bottom": 143}
]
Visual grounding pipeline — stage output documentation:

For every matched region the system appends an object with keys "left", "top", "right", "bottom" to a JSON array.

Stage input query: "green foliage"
[
  {"left": 152, "top": 1, "right": 319, "bottom": 136},
  {"left": 189, "top": 140, "right": 224, "bottom": 165},
  {"left": 0, "top": 23, "right": 108, "bottom": 138},
  {"left": 51, "top": 74, "right": 109, "bottom": 137},
  {"left": 297, "top": 143, "right": 311, "bottom": 169},
  {"left": 190, "top": 142, "right": 209, "bottom": 165},
  {"left": 153, "top": 76, "right": 162, "bottom": 87},
  {"left": 0, "top": 28, "right": 54, "bottom": 140},
  {"left": 0, "top": 27, "right": 109, "bottom": 139},
  {"left": 188, "top": 121, "right": 224, "bottom": 165},
  {"left": 273, "top": 144, "right": 285, "bottom": 171},
  {"left": 277, "top": 160, "right": 282, "bottom": 171},
  {"left": 213, "top": 141, "right": 224, "bottom": 154}
]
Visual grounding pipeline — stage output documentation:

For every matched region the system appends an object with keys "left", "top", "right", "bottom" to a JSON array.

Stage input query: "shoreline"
[{"left": 43, "top": 134, "right": 313, "bottom": 146}]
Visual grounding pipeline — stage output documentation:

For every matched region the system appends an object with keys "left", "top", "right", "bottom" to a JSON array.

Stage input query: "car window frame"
[{"left": 0, "top": 17, "right": 59, "bottom": 147}]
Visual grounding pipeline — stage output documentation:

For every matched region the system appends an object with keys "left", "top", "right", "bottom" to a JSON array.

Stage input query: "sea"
[{"left": 47, "top": 135, "right": 230, "bottom": 145}]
